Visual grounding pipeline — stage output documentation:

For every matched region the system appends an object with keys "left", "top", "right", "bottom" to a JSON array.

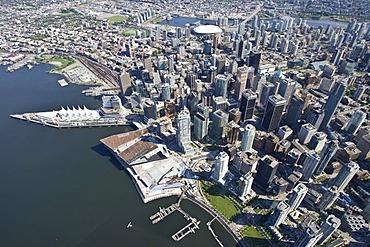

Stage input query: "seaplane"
[{"left": 126, "top": 222, "right": 133, "bottom": 228}]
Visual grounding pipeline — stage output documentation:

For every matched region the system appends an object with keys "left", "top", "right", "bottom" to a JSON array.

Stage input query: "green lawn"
[
  {"left": 108, "top": 15, "right": 128, "bottom": 22},
  {"left": 241, "top": 226, "right": 270, "bottom": 247},
  {"left": 150, "top": 16, "right": 163, "bottom": 23},
  {"left": 122, "top": 29, "right": 137, "bottom": 37},
  {"left": 30, "top": 34, "right": 49, "bottom": 40},
  {"left": 42, "top": 56, "right": 75, "bottom": 71},
  {"left": 201, "top": 181, "right": 239, "bottom": 220}
]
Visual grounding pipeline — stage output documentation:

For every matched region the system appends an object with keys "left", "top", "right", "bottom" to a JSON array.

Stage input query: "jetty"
[
  {"left": 172, "top": 219, "right": 200, "bottom": 242},
  {"left": 149, "top": 198, "right": 201, "bottom": 242},
  {"left": 149, "top": 204, "right": 178, "bottom": 224}
]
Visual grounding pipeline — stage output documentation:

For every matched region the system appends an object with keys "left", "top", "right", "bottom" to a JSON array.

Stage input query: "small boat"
[
  {"left": 27, "top": 64, "right": 33, "bottom": 70},
  {"left": 127, "top": 222, "right": 133, "bottom": 228}
]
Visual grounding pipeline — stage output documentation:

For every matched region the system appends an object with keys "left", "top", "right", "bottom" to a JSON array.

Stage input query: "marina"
[{"left": 149, "top": 198, "right": 201, "bottom": 242}]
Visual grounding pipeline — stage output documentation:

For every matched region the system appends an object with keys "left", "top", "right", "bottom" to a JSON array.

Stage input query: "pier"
[
  {"left": 172, "top": 219, "right": 200, "bottom": 242},
  {"left": 149, "top": 203, "right": 178, "bottom": 224},
  {"left": 149, "top": 198, "right": 201, "bottom": 242}
]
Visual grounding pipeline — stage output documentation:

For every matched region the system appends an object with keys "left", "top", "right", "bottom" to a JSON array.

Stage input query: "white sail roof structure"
[{"left": 36, "top": 106, "right": 100, "bottom": 120}]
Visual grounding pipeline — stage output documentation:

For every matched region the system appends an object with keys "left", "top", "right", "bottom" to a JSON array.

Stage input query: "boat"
[
  {"left": 127, "top": 222, "right": 133, "bottom": 228},
  {"left": 27, "top": 64, "right": 33, "bottom": 70}
]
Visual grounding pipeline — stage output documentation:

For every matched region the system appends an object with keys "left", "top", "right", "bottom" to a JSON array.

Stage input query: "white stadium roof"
[{"left": 193, "top": 25, "right": 222, "bottom": 35}]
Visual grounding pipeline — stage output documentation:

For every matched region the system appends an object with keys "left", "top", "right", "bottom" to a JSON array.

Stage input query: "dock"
[
  {"left": 172, "top": 219, "right": 200, "bottom": 242},
  {"left": 58, "top": 79, "right": 68, "bottom": 87},
  {"left": 149, "top": 204, "right": 178, "bottom": 224},
  {"left": 149, "top": 199, "right": 201, "bottom": 242}
]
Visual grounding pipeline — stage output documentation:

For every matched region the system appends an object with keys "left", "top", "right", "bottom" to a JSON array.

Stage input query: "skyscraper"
[
  {"left": 240, "top": 124, "right": 256, "bottom": 152},
  {"left": 262, "top": 95, "right": 287, "bottom": 132},
  {"left": 176, "top": 107, "right": 191, "bottom": 153},
  {"left": 317, "top": 215, "right": 341, "bottom": 245},
  {"left": 226, "top": 121, "right": 240, "bottom": 144},
  {"left": 314, "top": 140, "right": 338, "bottom": 175},
  {"left": 271, "top": 201, "right": 290, "bottom": 227},
  {"left": 346, "top": 110, "right": 366, "bottom": 135},
  {"left": 298, "top": 123, "right": 317, "bottom": 145},
  {"left": 288, "top": 183, "right": 308, "bottom": 212},
  {"left": 211, "top": 109, "right": 229, "bottom": 139},
  {"left": 333, "top": 161, "right": 359, "bottom": 192},
  {"left": 306, "top": 108, "right": 326, "bottom": 129},
  {"left": 317, "top": 186, "right": 339, "bottom": 211},
  {"left": 215, "top": 74, "right": 228, "bottom": 99},
  {"left": 212, "top": 151, "right": 230, "bottom": 184},
  {"left": 308, "top": 132, "right": 327, "bottom": 153},
  {"left": 255, "top": 155, "right": 279, "bottom": 189},
  {"left": 161, "top": 83, "right": 171, "bottom": 101},
  {"left": 143, "top": 99, "right": 158, "bottom": 123},
  {"left": 320, "top": 80, "right": 347, "bottom": 130},
  {"left": 301, "top": 153, "right": 321, "bottom": 181},
  {"left": 238, "top": 172, "right": 254, "bottom": 198},
  {"left": 239, "top": 89, "right": 257, "bottom": 122},
  {"left": 259, "top": 82, "right": 275, "bottom": 108},
  {"left": 353, "top": 84, "right": 368, "bottom": 101},
  {"left": 296, "top": 223, "right": 323, "bottom": 247},
  {"left": 193, "top": 112, "right": 209, "bottom": 141},
  {"left": 278, "top": 79, "right": 296, "bottom": 107},
  {"left": 285, "top": 95, "right": 305, "bottom": 126},
  {"left": 235, "top": 66, "right": 248, "bottom": 100}
]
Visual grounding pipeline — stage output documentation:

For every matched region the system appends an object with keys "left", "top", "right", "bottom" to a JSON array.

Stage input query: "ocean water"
[{"left": 0, "top": 64, "right": 237, "bottom": 247}]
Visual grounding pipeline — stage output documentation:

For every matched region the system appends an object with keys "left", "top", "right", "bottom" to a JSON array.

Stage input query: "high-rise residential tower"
[
  {"left": 333, "top": 161, "right": 359, "bottom": 192},
  {"left": 176, "top": 107, "right": 191, "bottom": 153},
  {"left": 212, "top": 151, "right": 230, "bottom": 184},
  {"left": 314, "top": 140, "right": 338, "bottom": 175},
  {"left": 318, "top": 215, "right": 341, "bottom": 245},
  {"left": 240, "top": 124, "right": 256, "bottom": 152},
  {"left": 215, "top": 74, "right": 228, "bottom": 99}
]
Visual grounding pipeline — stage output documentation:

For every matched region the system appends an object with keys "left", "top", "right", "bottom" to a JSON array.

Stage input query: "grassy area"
[
  {"left": 241, "top": 226, "right": 270, "bottom": 247},
  {"left": 122, "top": 29, "right": 137, "bottom": 37},
  {"left": 201, "top": 181, "right": 240, "bottom": 221},
  {"left": 30, "top": 33, "right": 49, "bottom": 40},
  {"left": 253, "top": 208, "right": 263, "bottom": 214},
  {"left": 41, "top": 56, "right": 75, "bottom": 71},
  {"left": 107, "top": 15, "right": 128, "bottom": 22},
  {"left": 150, "top": 16, "right": 163, "bottom": 23}
]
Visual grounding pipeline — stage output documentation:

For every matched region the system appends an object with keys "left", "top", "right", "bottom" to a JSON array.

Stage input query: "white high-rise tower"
[{"left": 212, "top": 151, "right": 230, "bottom": 184}]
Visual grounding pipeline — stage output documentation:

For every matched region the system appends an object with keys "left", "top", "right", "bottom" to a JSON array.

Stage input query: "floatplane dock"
[{"left": 149, "top": 197, "right": 200, "bottom": 242}]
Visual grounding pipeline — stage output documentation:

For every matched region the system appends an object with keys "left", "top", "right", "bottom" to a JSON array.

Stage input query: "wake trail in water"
[{"left": 71, "top": 215, "right": 112, "bottom": 246}]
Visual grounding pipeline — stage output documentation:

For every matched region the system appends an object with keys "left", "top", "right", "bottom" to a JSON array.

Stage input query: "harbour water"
[
  {"left": 159, "top": 16, "right": 348, "bottom": 29},
  {"left": 0, "top": 64, "right": 237, "bottom": 247}
]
